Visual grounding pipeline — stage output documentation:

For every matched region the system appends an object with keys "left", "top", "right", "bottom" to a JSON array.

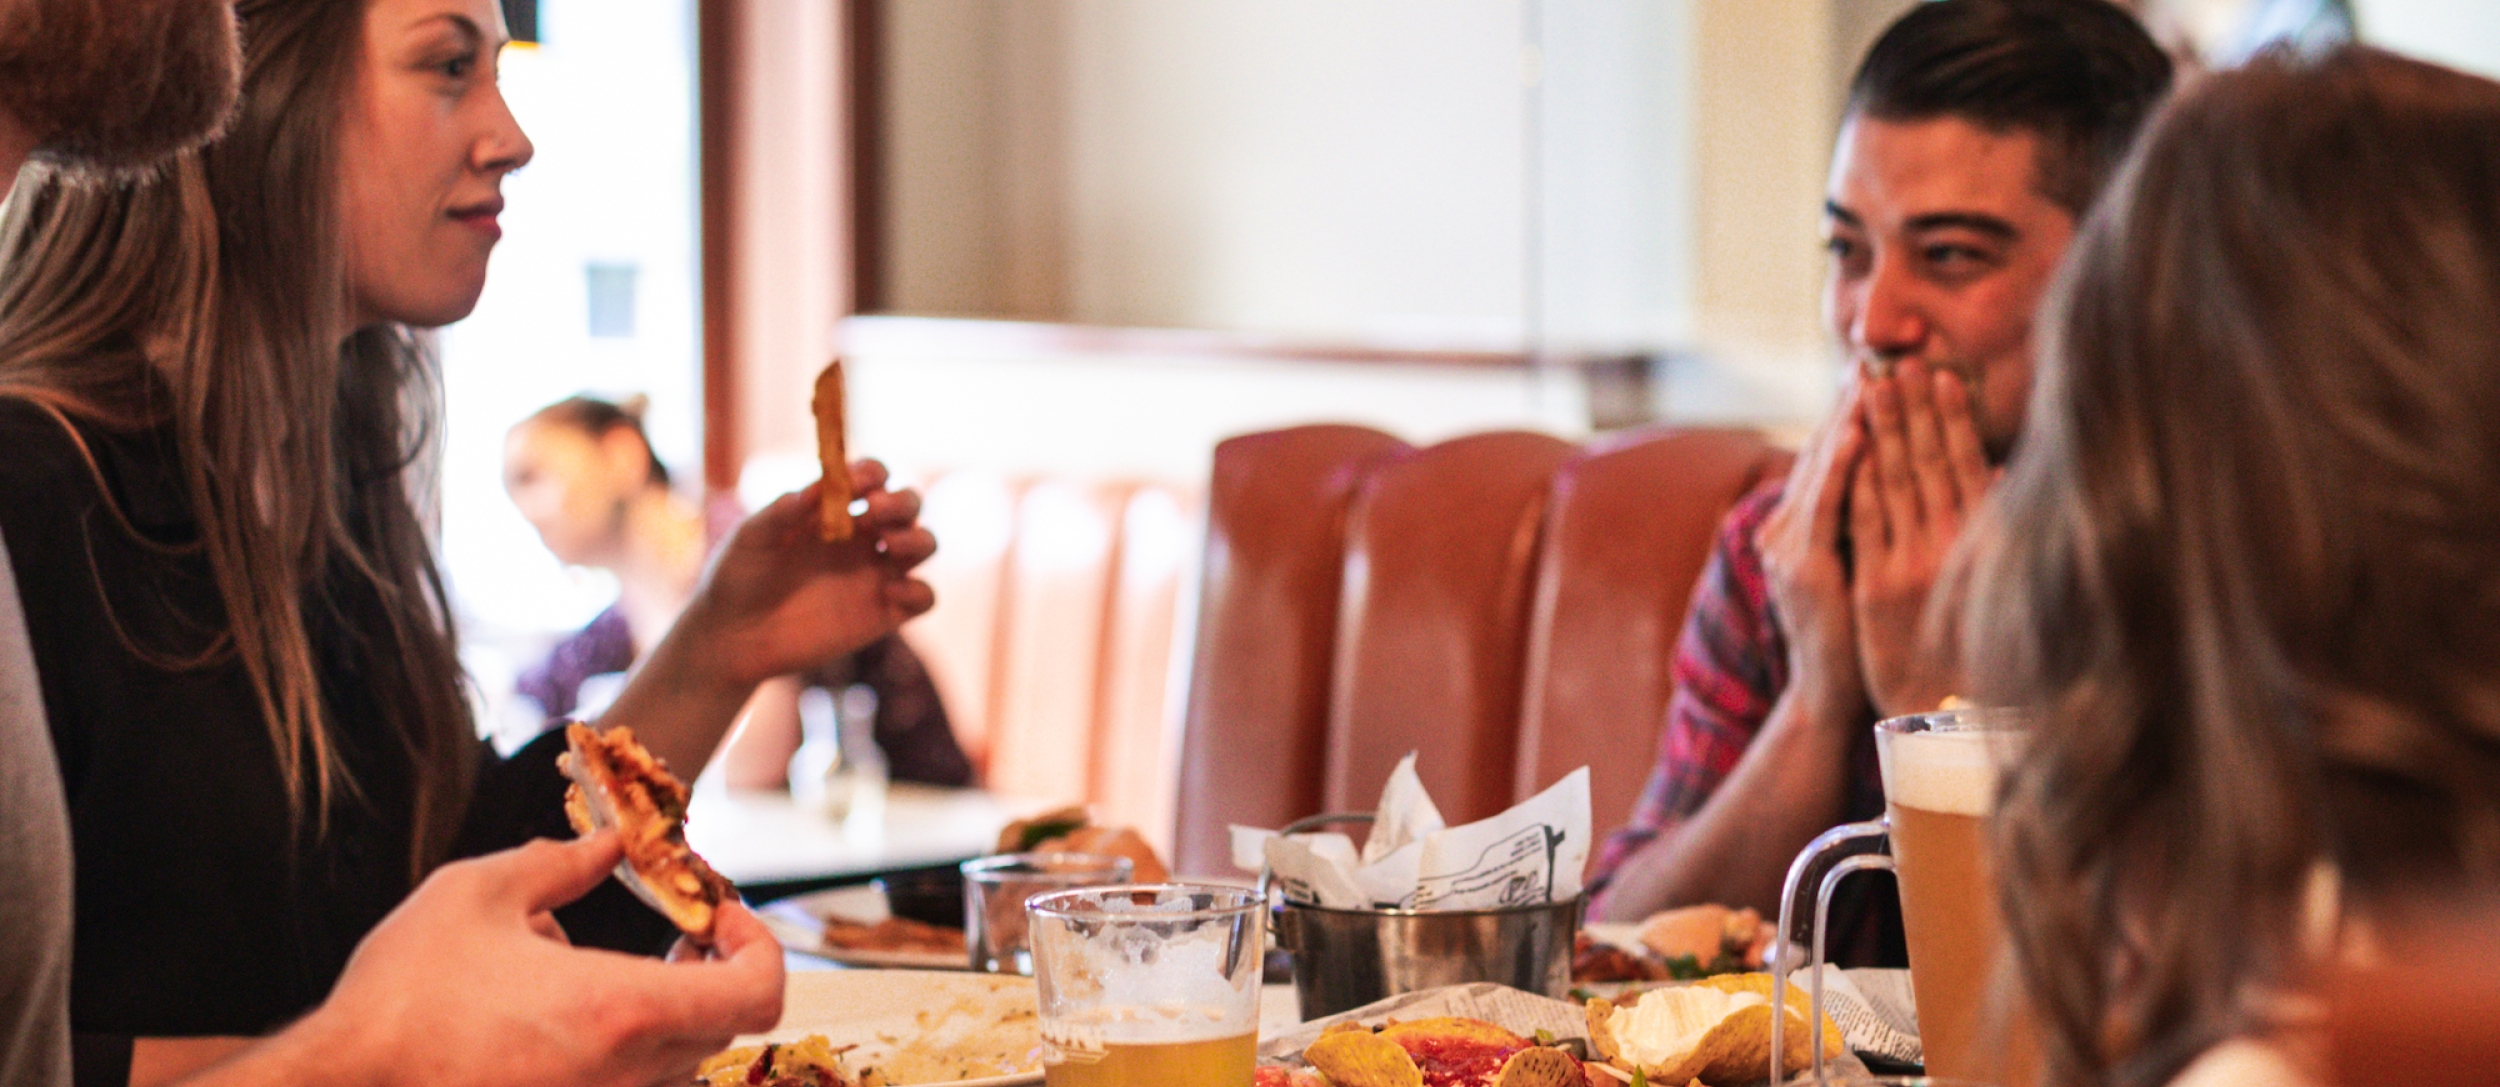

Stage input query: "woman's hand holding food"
[
  {"left": 604, "top": 458, "right": 936, "bottom": 772},
  {"left": 672, "top": 459, "right": 936, "bottom": 687}
]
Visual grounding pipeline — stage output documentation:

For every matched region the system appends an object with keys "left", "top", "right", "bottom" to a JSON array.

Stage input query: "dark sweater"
[{"left": 0, "top": 400, "right": 673, "bottom": 1087}]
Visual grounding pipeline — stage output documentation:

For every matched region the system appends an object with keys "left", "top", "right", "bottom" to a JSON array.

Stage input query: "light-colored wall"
[
  {"left": 873, "top": 0, "right": 1897, "bottom": 430},
  {"left": 1536, "top": 1, "right": 1699, "bottom": 354},
  {"left": 1059, "top": 0, "right": 1528, "bottom": 343},
  {"left": 2355, "top": 0, "right": 2500, "bottom": 79},
  {"left": 888, "top": 0, "right": 1537, "bottom": 346},
  {"left": 724, "top": 0, "right": 847, "bottom": 468}
]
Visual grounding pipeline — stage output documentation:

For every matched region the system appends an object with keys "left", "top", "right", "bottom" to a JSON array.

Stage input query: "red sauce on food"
[{"left": 1401, "top": 1035, "right": 1528, "bottom": 1087}]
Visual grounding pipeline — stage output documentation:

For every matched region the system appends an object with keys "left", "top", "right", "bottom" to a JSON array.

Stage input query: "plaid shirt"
[{"left": 1587, "top": 478, "right": 1891, "bottom": 923}]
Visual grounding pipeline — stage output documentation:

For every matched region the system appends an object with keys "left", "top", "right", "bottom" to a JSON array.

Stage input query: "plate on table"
[
  {"left": 722, "top": 969, "right": 1044, "bottom": 1086},
  {"left": 762, "top": 884, "right": 972, "bottom": 971}
]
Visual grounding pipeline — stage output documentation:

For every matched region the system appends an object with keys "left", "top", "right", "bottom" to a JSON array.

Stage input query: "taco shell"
[
  {"left": 1584, "top": 973, "right": 1843, "bottom": 1085},
  {"left": 1303, "top": 1028, "right": 1424, "bottom": 1087}
]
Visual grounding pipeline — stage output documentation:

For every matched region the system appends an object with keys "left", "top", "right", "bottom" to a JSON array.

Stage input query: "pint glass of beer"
[
  {"left": 1027, "top": 884, "right": 1265, "bottom": 1087},
  {"left": 1874, "top": 710, "right": 2035, "bottom": 1086}
]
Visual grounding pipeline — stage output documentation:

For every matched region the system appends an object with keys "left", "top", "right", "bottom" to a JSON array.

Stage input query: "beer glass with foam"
[
  {"left": 1878, "top": 710, "right": 2035, "bottom": 1084},
  {"left": 1768, "top": 710, "right": 2034, "bottom": 1087},
  {"left": 1028, "top": 884, "right": 1265, "bottom": 1087}
]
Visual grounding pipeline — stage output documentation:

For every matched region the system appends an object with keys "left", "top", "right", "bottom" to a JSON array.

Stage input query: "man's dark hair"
[{"left": 1849, "top": 0, "right": 2173, "bottom": 216}]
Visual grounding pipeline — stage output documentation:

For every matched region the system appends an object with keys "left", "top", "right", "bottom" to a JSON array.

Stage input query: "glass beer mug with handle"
[{"left": 1769, "top": 709, "right": 2038, "bottom": 1087}]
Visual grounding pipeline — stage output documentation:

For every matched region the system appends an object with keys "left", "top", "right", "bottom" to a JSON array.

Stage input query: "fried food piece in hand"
[
  {"left": 559, "top": 722, "right": 736, "bottom": 942},
  {"left": 812, "top": 360, "right": 853, "bottom": 542}
]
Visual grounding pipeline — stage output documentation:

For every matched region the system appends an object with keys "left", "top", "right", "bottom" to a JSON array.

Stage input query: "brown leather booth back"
[
  {"left": 1514, "top": 428, "right": 1793, "bottom": 823},
  {"left": 988, "top": 481, "right": 1127, "bottom": 802},
  {"left": 1171, "top": 425, "right": 1412, "bottom": 876},
  {"left": 1323, "top": 431, "right": 1578, "bottom": 826}
]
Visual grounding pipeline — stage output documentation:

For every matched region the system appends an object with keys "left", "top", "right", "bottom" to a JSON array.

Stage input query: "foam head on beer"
[{"left": 1876, "top": 718, "right": 2011, "bottom": 818}]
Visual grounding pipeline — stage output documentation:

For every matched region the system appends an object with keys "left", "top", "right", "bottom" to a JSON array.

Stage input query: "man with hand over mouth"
[
  {"left": 0, "top": 3, "right": 781, "bottom": 1086},
  {"left": 1586, "top": 0, "right": 2173, "bottom": 952}
]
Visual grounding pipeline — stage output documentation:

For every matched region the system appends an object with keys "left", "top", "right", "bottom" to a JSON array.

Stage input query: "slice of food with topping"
[
  {"left": 1304, "top": 1017, "right": 1595, "bottom": 1087},
  {"left": 1637, "top": 904, "right": 1777, "bottom": 975},
  {"left": 1492, "top": 1045, "right": 1589, "bottom": 1087},
  {"left": 1255, "top": 1066, "right": 1332, "bottom": 1087},
  {"left": 694, "top": 1035, "right": 859, "bottom": 1086},
  {"left": 560, "top": 722, "right": 737, "bottom": 942},
  {"left": 1585, "top": 973, "right": 1841, "bottom": 1086},
  {"left": 1305, "top": 1027, "right": 1425, "bottom": 1087}
]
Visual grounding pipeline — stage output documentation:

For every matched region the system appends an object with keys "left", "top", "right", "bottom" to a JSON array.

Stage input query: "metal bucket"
[
  {"left": 1260, "top": 811, "right": 1583, "bottom": 1019},
  {"left": 1275, "top": 895, "right": 1584, "bottom": 1019}
]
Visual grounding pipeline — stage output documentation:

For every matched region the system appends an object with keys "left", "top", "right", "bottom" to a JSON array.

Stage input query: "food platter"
[
  {"left": 761, "top": 884, "right": 971, "bottom": 971},
  {"left": 731, "top": 970, "right": 1044, "bottom": 1087}
]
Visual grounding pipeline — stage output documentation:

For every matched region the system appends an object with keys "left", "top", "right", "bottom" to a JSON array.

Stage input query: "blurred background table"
[{"left": 687, "top": 778, "right": 1054, "bottom": 902}]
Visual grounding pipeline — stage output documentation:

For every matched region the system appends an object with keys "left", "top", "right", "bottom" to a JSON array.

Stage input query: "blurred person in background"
[
  {"left": 1587, "top": 0, "right": 2173, "bottom": 950},
  {"left": 0, "top": 0, "right": 933, "bottom": 1083},
  {"left": 503, "top": 394, "right": 971, "bottom": 788},
  {"left": 1967, "top": 45, "right": 2500, "bottom": 1087}
]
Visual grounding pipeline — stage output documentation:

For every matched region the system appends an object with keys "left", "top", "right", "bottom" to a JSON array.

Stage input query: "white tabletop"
[{"left": 686, "top": 778, "right": 1054, "bottom": 887}]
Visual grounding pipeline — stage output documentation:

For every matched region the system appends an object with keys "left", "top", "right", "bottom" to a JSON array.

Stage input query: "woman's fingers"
[
  {"left": 877, "top": 526, "right": 937, "bottom": 569},
  {"left": 858, "top": 487, "right": 921, "bottom": 530},
  {"left": 882, "top": 578, "right": 936, "bottom": 620},
  {"left": 846, "top": 458, "right": 891, "bottom": 499}
]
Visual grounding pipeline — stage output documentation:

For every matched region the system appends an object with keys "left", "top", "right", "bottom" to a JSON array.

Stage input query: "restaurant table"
[
  {"left": 686, "top": 777, "right": 1059, "bottom": 903},
  {"left": 781, "top": 950, "right": 1313, "bottom": 1037}
]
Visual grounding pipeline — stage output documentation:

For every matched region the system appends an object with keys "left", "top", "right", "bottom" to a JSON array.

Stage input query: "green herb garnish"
[{"left": 1014, "top": 818, "right": 1087, "bottom": 852}]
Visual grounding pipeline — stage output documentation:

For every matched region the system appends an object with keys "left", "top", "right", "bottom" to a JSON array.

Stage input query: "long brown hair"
[
  {"left": 0, "top": 0, "right": 475, "bottom": 878},
  {"left": 1963, "top": 46, "right": 2500, "bottom": 1086}
]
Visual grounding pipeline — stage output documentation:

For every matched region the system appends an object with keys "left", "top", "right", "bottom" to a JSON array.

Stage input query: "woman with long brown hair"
[
  {"left": 0, "top": 0, "right": 932, "bottom": 1082},
  {"left": 1963, "top": 45, "right": 2500, "bottom": 1087}
]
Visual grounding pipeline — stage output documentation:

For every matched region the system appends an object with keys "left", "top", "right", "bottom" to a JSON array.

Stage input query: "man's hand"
[
  {"left": 1848, "top": 360, "right": 1993, "bottom": 717},
  {"left": 253, "top": 835, "right": 785, "bottom": 1087},
  {"left": 1757, "top": 379, "right": 1873, "bottom": 728}
]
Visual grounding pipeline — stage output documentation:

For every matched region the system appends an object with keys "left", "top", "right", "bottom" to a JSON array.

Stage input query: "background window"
[{"left": 437, "top": 0, "right": 700, "bottom": 747}]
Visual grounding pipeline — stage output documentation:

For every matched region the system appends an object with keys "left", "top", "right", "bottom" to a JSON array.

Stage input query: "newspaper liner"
[
  {"left": 1258, "top": 981, "right": 1898, "bottom": 1085},
  {"left": 1236, "top": 754, "right": 1592, "bottom": 911}
]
